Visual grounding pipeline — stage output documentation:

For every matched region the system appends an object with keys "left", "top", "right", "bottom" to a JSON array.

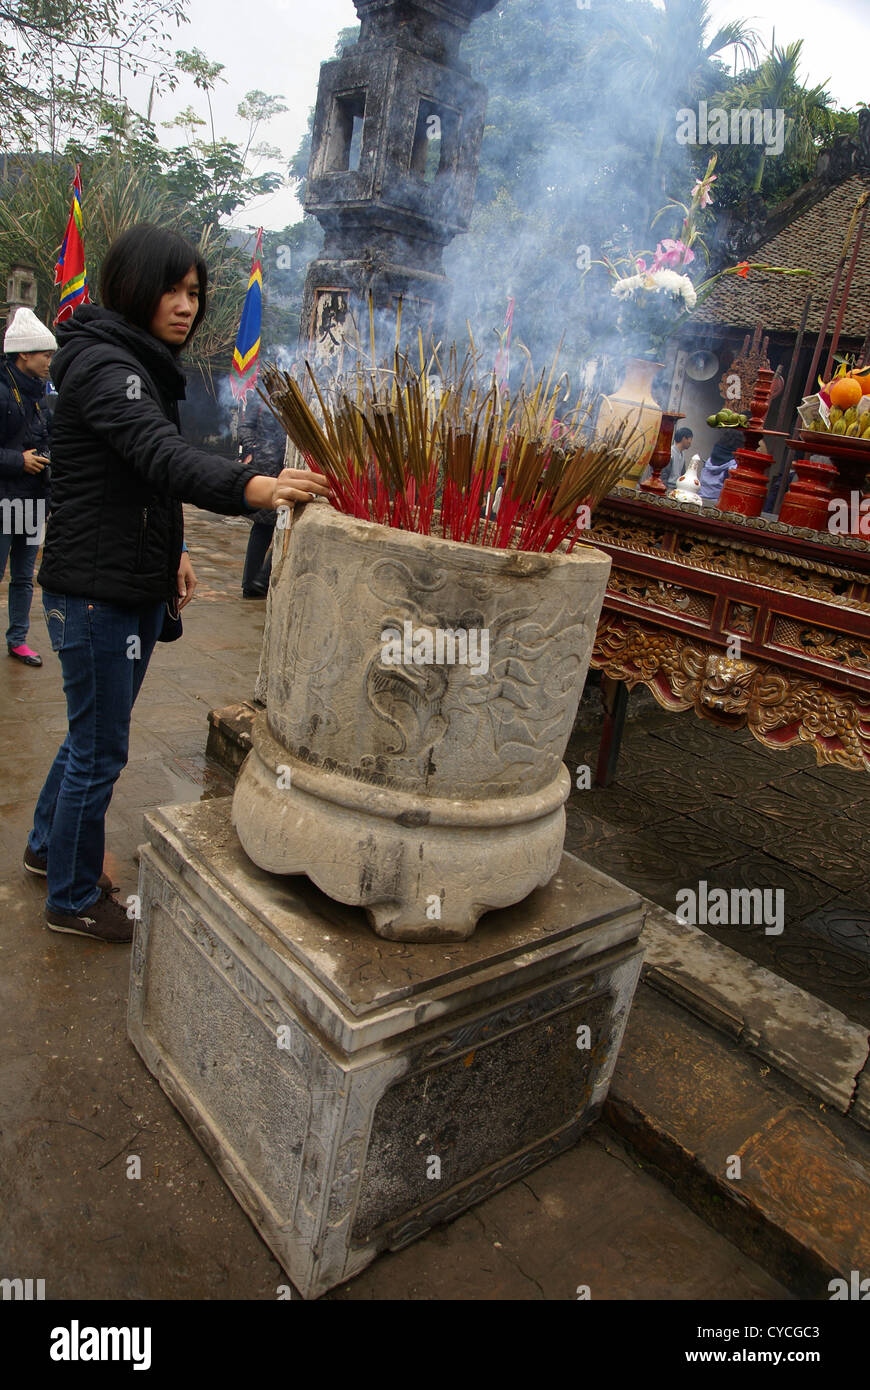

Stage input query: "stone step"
[
  {"left": 206, "top": 700, "right": 258, "bottom": 776},
  {"left": 605, "top": 984, "right": 870, "bottom": 1299}
]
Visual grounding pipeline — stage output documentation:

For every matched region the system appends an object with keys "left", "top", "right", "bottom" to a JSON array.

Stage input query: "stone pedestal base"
[{"left": 127, "top": 798, "right": 644, "bottom": 1298}]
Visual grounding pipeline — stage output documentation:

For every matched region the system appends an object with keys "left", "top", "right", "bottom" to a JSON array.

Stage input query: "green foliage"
[
  {"left": 706, "top": 41, "right": 844, "bottom": 201},
  {"left": 0, "top": 6, "right": 290, "bottom": 373},
  {"left": 0, "top": 150, "right": 249, "bottom": 369},
  {"left": 160, "top": 53, "right": 288, "bottom": 231},
  {"left": 0, "top": 0, "right": 188, "bottom": 153}
]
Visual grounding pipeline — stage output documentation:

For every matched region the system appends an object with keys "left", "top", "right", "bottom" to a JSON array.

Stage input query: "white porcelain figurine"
[{"left": 672, "top": 452, "right": 703, "bottom": 506}]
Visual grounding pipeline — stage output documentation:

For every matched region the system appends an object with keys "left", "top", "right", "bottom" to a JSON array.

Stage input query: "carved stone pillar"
[{"left": 301, "top": 0, "right": 499, "bottom": 352}]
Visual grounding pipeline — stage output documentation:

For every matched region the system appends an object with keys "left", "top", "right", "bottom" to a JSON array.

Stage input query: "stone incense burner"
[{"left": 232, "top": 503, "right": 611, "bottom": 941}]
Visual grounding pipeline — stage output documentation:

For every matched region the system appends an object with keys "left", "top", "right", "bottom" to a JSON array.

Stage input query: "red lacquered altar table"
[{"left": 579, "top": 489, "right": 870, "bottom": 781}]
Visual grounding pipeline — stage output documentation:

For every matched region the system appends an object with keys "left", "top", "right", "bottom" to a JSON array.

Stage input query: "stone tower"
[{"left": 301, "top": 0, "right": 499, "bottom": 358}]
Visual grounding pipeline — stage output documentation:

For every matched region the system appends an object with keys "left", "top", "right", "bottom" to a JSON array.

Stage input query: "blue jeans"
[
  {"left": 0, "top": 525, "right": 40, "bottom": 647},
  {"left": 29, "top": 593, "right": 164, "bottom": 913}
]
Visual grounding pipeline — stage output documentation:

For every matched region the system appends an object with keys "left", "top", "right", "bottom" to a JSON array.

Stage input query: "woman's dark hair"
[
  {"left": 674, "top": 426, "right": 693, "bottom": 444},
  {"left": 99, "top": 224, "right": 207, "bottom": 346},
  {"left": 709, "top": 429, "right": 743, "bottom": 465}
]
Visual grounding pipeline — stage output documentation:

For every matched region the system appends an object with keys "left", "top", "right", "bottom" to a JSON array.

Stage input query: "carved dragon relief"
[
  {"left": 593, "top": 616, "right": 870, "bottom": 771},
  {"left": 357, "top": 555, "right": 598, "bottom": 784},
  {"left": 363, "top": 598, "right": 593, "bottom": 783}
]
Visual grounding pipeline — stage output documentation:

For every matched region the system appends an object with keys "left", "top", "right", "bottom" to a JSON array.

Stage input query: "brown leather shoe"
[
  {"left": 24, "top": 843, "right": 115, "bottom": 893},
  {"left": 45, "top": 890, "right": 134, "bottom": 943}
]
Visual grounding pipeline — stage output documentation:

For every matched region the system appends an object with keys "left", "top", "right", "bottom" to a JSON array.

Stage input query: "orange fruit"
[
  {"left": 851, "top": 367, "right": 870, "bottom": 395},
  {"left": 828, "top": 376, "right": 863, "bottom": 409}
]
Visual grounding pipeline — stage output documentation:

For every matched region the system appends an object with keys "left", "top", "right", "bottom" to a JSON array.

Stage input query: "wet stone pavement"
[
  {"left": 567, "top": 700, "right": 870, "bottom": 1030},
  {"left": 0, "top": 504, "right": 830, "bottom": 1300}
]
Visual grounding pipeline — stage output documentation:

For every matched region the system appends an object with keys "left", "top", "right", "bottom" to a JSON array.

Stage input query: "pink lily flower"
[
  {"left": 653, "top": 238, "right": 695, "bottom": 270},
  {"left": 691, "top": 174, "right": 717, "bottom": 208}
]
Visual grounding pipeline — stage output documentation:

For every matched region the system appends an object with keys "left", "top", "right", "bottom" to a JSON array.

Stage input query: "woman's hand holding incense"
[{"left": 244, "top": 468, "right": 330, "bottom": 511}]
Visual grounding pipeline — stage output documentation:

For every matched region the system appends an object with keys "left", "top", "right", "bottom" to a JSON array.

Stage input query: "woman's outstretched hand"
[{"left": 244, "top": 468, "right": 330, "bottom": 511}]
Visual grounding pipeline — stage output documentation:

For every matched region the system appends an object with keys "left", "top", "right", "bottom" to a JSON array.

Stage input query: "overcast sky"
[{"left": 150, "top": 0, "right": 870, "bottom": 232}]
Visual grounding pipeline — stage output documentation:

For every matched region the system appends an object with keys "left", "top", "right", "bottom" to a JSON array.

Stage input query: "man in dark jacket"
[
  {"left": 0, "top": 307, "right": 56, "bottom": 666},
  {"left": 238, "top": 399, "right": 287, "bottom": 597}
]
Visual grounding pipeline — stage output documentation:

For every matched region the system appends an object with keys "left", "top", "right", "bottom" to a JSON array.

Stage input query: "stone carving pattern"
[
  {"left": 361, "top": 555, "right": 596, "bottom": 781},
  {"left": 269, "top": 542, "right": 600, "bottom": 791},
  {"left": 272, "top": 540, "right": 602, "bottom": 790},
  {"left": 156, "top": 877, "right": 338, "bottom": 1224},
  {"left": 130, "top": 908, "right": 148, "bottom": 988},
  {"left": 324, "top": 1078, "right": 383, "bottom": 1236},
  {"left": 154, "top": 1053, "right": 271, "bottom": 1229},
  {"left": 415, "top": 971, "right": 606, "bottom": 1067},
  {"left": 382, "top": 1122, "right": 590, "bottom": 1252}
]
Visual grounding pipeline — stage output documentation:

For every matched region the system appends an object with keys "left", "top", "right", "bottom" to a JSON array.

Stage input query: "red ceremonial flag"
[{"left": 54, "top": 165, "right": 90, "bottom": 325}]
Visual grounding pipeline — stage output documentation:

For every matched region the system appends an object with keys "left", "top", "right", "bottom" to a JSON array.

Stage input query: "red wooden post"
[{"left": 640, "top": 412, "right": 684, "bottom": 493}]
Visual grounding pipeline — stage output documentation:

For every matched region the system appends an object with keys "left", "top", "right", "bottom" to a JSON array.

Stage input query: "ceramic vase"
[{"left": 597, "top": 357, "right": 664, "bottom": 489}]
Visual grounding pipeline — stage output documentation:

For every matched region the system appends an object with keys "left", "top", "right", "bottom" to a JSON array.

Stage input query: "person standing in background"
[
  {"left": 0, "top": 307, "right": 57, "bottom": 667},
  {"left": 699, "top": 430, "right": 742, "bottom": 505},
  {"left": 239, "top": 399, "right": 288, "bottom": 598},
  {"left": 661, "top": 426, "right": 694, "bottom": 490}
]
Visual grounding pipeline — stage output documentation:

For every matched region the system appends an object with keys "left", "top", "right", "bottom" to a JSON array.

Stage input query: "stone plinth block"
[
  {"left": 233, "top": 505, "right": 611, "bottom": 940},
  {"left": 128, "top": 797, "right": 644, "bottom": 1299}
]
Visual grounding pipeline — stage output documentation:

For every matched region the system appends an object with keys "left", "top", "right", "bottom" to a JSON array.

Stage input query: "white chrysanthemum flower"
[
  {"left": 674, "top": 278, "right": 695, "bottom": 307},
  {"left": 611, "top": 274, "right": 645, "bottom": 300},
  {"left": 650, "top": 268, "right": 682, "bottom": 293},
  {"left": 611, "top": 269, "right": 697, "bottom": 309},
  {"left": 608, "top": 265, "right": 697, "bottom": 309},
  {"left": 649, "top": 269, "right": 697, "bottom": 305}
]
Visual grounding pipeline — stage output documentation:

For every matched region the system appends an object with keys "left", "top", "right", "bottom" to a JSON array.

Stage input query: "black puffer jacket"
[
  {"left": 0, "top": 360, "right": 52, "bottom": 505},
  {"left": 38, "top": 306, "right": 260, "bottom": 604}
]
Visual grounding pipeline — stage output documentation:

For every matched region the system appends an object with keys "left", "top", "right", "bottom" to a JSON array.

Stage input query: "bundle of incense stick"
[{"left": 259, "top": 341, "right": 645, "bottom": 553}]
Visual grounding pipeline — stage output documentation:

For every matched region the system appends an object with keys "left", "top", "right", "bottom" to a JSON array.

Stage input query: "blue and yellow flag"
[{"left": 230, "top": 227, "right": 263, "bottom": 402}]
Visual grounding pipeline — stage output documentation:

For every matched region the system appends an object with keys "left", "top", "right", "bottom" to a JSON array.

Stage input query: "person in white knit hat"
[{"left": 1, "top": 307, "right": 57, "bottom": 666}]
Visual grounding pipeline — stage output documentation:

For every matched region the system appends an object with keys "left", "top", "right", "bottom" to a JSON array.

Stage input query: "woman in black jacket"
[{"left": 26, "top": 224, "right": 328, "bottom": 943}]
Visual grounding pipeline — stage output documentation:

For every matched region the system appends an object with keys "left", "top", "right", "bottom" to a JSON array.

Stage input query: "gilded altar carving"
[
  {"left": 608, "top": 568, "right": 712, "bottom": 619},
  {"left": 728, "top": 603, "right": 757, "bottom": 636},
  {"left": 585, "top": 514, "right": 870, "bottom": 613},
  {"left": 770, "top": 618, "right": 870, "bottom": 674},
  {"left": 593, "top": 615, "right": 870, "bottom": 771}
]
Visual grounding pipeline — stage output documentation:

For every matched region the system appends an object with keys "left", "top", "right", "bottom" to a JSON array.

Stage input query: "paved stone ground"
[
  {"left": 567, "top": 708, "right": 870, "bottom": 1030},
  {"left": 0, "top": 506, "right": 810, "bottom": 1300}
]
